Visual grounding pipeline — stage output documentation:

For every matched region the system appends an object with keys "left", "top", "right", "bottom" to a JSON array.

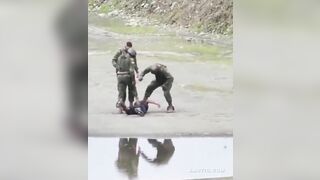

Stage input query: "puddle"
[{"left": 89, "top": 137, "right": 233, "bottom": 180}]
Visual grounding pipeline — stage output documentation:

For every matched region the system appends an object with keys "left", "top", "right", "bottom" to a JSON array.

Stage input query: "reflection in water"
[
  {"left": 116, "top": 138, "right": 140, "bottom": 179},
  {"left": 89, "top": 137, "right": 233, "bottom": 180},
  {"left": 116, "top": 138, "right": 175, "bottom": 179},
  {"left": 140, "top": 139, "right": 175, "bottom": 166}
]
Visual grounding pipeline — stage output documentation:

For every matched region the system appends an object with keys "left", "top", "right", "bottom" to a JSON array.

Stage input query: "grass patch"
[
  {"left": 89, "top": 15, "right": 232, "bottom": 64},
  {"left": 99, "top": 4, "right": 114, "bottom": 14},
  {"left": 137, "top": 37, "right": 230, "bottom": 62},
  {"left": 179, "top": 44, "right": 219, "bottom": 57},
  {"left": 89, "top": 15, "right": 157, "bottom": 35}
]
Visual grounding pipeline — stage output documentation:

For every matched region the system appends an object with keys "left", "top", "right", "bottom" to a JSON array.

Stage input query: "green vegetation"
[
  {"left": 98, "top": 0, "right": 233, "bottom": 35},
  {"left": 89, "top": 0, "right": 118, "bottom": 13},
  {"left": 99, "top": 3, "right": 113, "bottom": 14},
  {"left": 89, "top": 14, "right": 232, "bottom": 64},
  {"left": 89, "top": 15, "right": 157, "bottom": 35},
  {"left": 135, "top": 36, "right": 231, "bottom": 63}
]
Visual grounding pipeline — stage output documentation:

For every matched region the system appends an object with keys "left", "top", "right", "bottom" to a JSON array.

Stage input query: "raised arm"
[{"left": 140, "top": 151, "right": 154, "bottom": 163}]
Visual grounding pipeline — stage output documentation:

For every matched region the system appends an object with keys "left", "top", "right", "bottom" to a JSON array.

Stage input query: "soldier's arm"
[
  {"left": 133, "top": 56, "right": 139, "bottom": 74},
  {"left": 112, "top": 49, "right": 121, "bottom": 68},
  {"left": 139, "top": 65, "right": 154, "bottom": 79},
  {"left": 140, "top": 151, "right": 154, "bottom": 162}
]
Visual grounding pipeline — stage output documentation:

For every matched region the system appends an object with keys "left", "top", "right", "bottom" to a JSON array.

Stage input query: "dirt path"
[{"left": 88, "top": 16, "right": 233, "bottom": 137}]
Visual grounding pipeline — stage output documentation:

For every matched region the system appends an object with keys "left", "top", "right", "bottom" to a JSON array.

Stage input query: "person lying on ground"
[{"left": 119, "top": 100, "right": 160, "bottom": 117}]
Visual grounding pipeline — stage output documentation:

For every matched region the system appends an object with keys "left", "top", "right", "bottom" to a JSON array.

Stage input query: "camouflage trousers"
[
  {"left": 117, "top": 74, "right": 138, "bottom": 104},
  {"left": 144, "top": 77, "right": 174, "bottom": 105}
]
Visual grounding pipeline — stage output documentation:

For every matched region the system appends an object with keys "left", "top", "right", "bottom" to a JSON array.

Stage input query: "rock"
[
  {"left": 98, "top": 13, "right": 106, "bottom": 17},
  {"left": 107, "top": 10, "right": 119, "bottom": 16},
  {"left": 103, "top": 0, "right": 232, "bottom": 35},
  {"left": 171, "top": 2, "right": 177, "bottom": 10},
  {"left": 185, "top": 37, "right": 193, "bottom": 42},
  {"left": 125, "top": 18, "right": 140, "bottom": 27},
  {"left": 199, "top": 32, "right": 206, "bottom": 36}
]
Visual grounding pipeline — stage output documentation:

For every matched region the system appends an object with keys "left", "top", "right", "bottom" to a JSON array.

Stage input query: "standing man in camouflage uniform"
[
  {"left": 112, "top": 42, "right": 138, "bottom": 74},
  {"left": 138, "top": 63, "right": 175, "bottom": 112},
  {"left": 112, "top": 42, "right": 139, "bottom": 108},
  {"left": 113, "top": 48, "right": 139, "bottom": 110}
]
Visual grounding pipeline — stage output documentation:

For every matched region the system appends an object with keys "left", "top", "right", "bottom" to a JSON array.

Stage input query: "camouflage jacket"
[
  {"left": 112, "top": 48, "right": 138, "bottom": 73},
  {"left": 140, "top": 63, "right": 173, "bottom": 81}
]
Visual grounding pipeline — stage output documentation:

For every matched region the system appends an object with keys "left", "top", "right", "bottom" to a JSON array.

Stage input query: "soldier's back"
[{"left": 118, "top": 55, "right": 137, "bottom": 73}]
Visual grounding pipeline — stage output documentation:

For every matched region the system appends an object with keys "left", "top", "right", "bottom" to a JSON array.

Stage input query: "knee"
[{"left": 146, "top": 85, "right": 154, "bottom": 92}]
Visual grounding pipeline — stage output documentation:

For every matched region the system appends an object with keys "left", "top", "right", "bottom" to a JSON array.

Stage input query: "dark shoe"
[
  {"left": 167, "top": 105, "right": 175, "bottom": 113},
  {"left": 135, "top": 107, "right": 145, "bottom": 117}
]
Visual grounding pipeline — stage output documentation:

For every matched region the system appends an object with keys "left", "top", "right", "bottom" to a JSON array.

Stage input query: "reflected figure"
[
  {"left": 141, "top": 139, "right": 175, "bottom": 165},
  {"left": 116, "top": 138, "right": 140, "bottom": 179}
]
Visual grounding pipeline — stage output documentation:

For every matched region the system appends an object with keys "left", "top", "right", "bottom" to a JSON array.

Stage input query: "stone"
[
  {"left": 107, "top": 10, "right": 119, "bottom": 16},
  {"left": 171, "top": 2, "right": 178, "bottom": 10}
]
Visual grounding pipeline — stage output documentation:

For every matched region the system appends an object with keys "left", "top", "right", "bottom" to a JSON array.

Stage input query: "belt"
[{"left": 117, "top": 71, "right": 130, "bottom": 75}]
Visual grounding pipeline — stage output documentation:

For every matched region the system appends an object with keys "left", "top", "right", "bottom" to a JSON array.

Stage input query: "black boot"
[{"left": 167, "top": 105, "right": 175, "bottom": 113}]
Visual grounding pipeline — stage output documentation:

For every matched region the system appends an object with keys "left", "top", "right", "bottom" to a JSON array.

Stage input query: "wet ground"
[
  {"left": 88, "top": 15, "right": 233, "bottom": 137},
  {"left": 89, "top": 137, "right": 233, "bottom": 180}
]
